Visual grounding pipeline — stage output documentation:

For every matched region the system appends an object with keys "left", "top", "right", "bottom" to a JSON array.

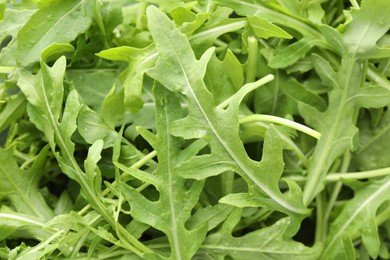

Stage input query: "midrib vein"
[{"left": 164, "top": 101, "right": 182, "bottom": 259}]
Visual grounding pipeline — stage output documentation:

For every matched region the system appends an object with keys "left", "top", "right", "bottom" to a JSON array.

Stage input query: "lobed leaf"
[
  {"left": 16, "top": 0, "right": 95, "bottom": 66},
  {"left": 146, "top": 5, "right": 309, "bottom": 220},
  {"left": 322, "top": 177, "right": 390, "bottom": 259},
  {"left": 120, "top": 85, "right": 207, "bottom": 259}
]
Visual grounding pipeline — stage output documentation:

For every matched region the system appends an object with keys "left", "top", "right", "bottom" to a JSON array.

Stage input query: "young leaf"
[{"left": 96, "top": 45, "right": 157, "bottom": 112}]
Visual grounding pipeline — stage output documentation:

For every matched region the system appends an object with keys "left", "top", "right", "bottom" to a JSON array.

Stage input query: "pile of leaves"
[{"left": 1, "top": 0, "right": 390, "bottom": 259}]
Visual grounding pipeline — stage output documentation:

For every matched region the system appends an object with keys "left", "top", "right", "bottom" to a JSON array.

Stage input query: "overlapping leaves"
[
  {"left": 1, "top": 0, "right": 390, "bottom": 258},
  {"left": 146, "top": 6, "right": 308, "bottom": 223}
]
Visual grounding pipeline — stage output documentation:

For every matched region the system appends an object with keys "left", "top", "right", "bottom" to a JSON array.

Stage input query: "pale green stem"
[
  {"left": 314, "top": 194, "right": 324, "bottom": 243},
  {"left": 327, "top": 167, "right": 390, "bottom": 182},
  {"left": 0, "top": 66, "right": 15, "bottom": 74},
  {"left": 136, "top": 2, "right": 148, "bottom": 29},
  {"left": 349, "top": 0, "right": 360, "bottom": 9},
  {"left": 288, "top": 166, "right": 390, "bottom": 183},
  {"left": 367, "top": 66, "right": 390, "bottom": 91},
  {"left": 239, "top": 114, "right": 321, "bottom": 140},
  {"left": 0, "top": 213, "right": 44, "bottom": 227},
  {"left": 217, "top": 75, "right": 274, "bottom": 109},
  {"left": 245, "top": 36, "right": 258, "bottom": 84}
]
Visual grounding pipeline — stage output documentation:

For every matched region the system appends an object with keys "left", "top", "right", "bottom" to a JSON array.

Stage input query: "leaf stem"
[
  {"left": 217, "top": 74, "right": 274, "bottom": 109},
  {"left": 136, "top": 2, "right": 148, "bottom": 29},
  {"left": 0, "top": 213, "right": 44, "bottom": 227},
  {"left": 239, "top": 114, "right": 321, "bottom": 139},
  {"left": 367, "top": 66, "right": 390, "bottom": 91},
  {"left": 0, "top": 66, "right": 15, "bottom": 74},
  {"left": 314, "top": 194, "right": 324, "bottom": 243},
  {"left": 245, "top": 36, "right": 258, "bottom": 83},
  {"left": 349, "top": 0, "right": 360, "bottom": 9},
  {"left": 327, "top": 167, "right": 390, "bottom": 182},
  {"left": 288, "top": 166, "right": 390, "bottom": 183}
]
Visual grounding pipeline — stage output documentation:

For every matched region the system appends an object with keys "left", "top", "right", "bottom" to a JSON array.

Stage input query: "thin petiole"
[
  {"left": 217, "top": 74, "right": 274, "bottom": 109},
  {"left": 287, "top": 166, "right": 390, "bottom": 183},
  {"left": 136, "top": 2, "right": 148, "bottom": 29},
  {"left": 0, "top": 66, "right": 15, "bottom": 74},
  {"left": 327, "top": 167, "right": 390, "bottom": 182},
  {"left": 245, "top": 36, "right": 259, "bottom": 84},
  {"left": 349, "top": 0, "right": 360, "bottom": 9},
  {"left": 239, "top": 114, "right": 321, "bottom": 140}
]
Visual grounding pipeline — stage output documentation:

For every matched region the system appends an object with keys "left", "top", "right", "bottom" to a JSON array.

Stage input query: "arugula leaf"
[
  {"left": 322, "top": 177, "right": 390, "bottom": 259},
  {"left": 0, "top": 147, "right": 53, "bottom": 220},
  {"left": 16, "top": 55, "right": 150, "bottom": 256},
  {"left": 354, "top": 110, "right": 390, "bottom": 170},
  {"left": 2, "top": 0, "right": 390, "bottom": 258},
  {"left": 16, "top": 0, "right": 95, "bottom": 66},
  {"left": 341, "top": 0, "right": 390, "bottom": 58},
  {"left": 301, "top": 49, "right": 390, "bottom": 205},
  {"left": 199, "top": 209, "right": 321, "bottom": 259},
  {"left": 96, "top": 45, "right": 157, "bottom": 112},
  {"left": 146, "top": 6, "right": 308, "bottom": 220},
  {"left": 120, "top": 85, "right": 207, "bottom": 259}
]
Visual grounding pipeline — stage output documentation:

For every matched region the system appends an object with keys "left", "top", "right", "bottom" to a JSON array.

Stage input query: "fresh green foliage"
[{"left": 0, "top": 0, "right": 390, "bottom": 259}]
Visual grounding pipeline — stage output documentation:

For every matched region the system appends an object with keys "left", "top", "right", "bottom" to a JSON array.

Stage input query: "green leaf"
[
  {"left": 322, "top": 178, "right": 390, "bottom": 259},
  {"left": 354, "top": 110, "right": 390, "bottom": 170},
  {"left": 97, "top": 45, "right": 157, "bottom": 112},
  {"left": 78, "top": 105, "right": 118, "bottom": 148},
  {"left": 16, "top": 55, "right": 125, "bottom": 245},
  {"left": 40, "top": 42, "right": 74, "bottom": 63},
  {"left": 301, "top": 56, "right": 361, "bottom": 204},
  {"left": 341, "top": 0, "right": 390, "bottom": 58},
  {"left": 0, "top": 93, "right": 26, "bottom": 132},
  {"left": 16, "top": 0, "right": 95, "bottom": 66},
  {"left": 120, "top": 84, "right": 207, "bottom": 259},
  {"left": 17, "top": 57, "right": 74, "bottom": 155},
  {"left": 254, "top": 71, "right": 326, "bottom": 116},
  {"left": 0, "top": 148, "right": 53, "bottom": 220},
  {"left": 0, "top": 206, "right": 51, "bottom": 241},
  {"left": 248, "top": 16, "right": 292, "bottom": 40},
  {"left": 199, "top": 209, "right": 321, "bottom": 259},
  {"left": 219, "top": 0, "right": 329, "bottom": 49},
  {"left": 100, "top": 83, "right": 125, "bottom": 129},
  {"left": 0, "top": 8, "right": 35, "bottom": 66},
  {"left": 0, "top": 8, "right": 35, "bottom": 43},
  {"left": 204, "top": 50, "right": 244, "bottom": 105},
  {"left": 65, "top": 69, "right": 117, "bottom": 111},
  {"left": 268, "top": 39, "right": 314, "bottom": 69},
  {"left": 146, "top": 5, "right": 308, "bottom": 219}
]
